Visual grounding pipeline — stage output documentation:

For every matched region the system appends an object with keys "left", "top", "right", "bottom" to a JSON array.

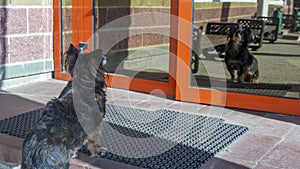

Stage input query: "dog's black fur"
[
  {"left": 225, "top": 26, "right": 259, "bottom": 83},
  {"left": 21, "top": 44, "right": 106, "bottom": 169}
]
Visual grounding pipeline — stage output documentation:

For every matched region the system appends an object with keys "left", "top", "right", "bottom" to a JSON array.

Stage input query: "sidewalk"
[
  {"left": 0, "top": 79, "right": 299, "bottom": 169},
  {"left": 195, "top": 37, "right": 300, "bottom": 99}
]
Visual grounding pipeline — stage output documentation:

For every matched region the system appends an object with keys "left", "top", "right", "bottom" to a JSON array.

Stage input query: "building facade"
[{"left": 0, "top": 0, "right": 296, "bottom": 89}]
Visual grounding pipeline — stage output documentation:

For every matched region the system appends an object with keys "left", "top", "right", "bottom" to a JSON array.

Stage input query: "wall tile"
[
  {"left": 28, "top": 8, "right": 53, "bottom": 33},
  {"left": 10, "top": 35, "right": 52, "bottom": 63},
  {"left": 94, "top": 7, "right": 107, "bottom": 29},
  {"left": 107, "top": 7, "right": 132, "bottom": 24},
  {"left": 9, "top": 0, "right": 52, "bottom": 6},
  {"left": 1, "top": 8, "right": 27, "bottom": 35},
  {"left": 132, "top": 8, "right": 170, "bottom": 27},
  {"left": 62, "top": 32, "right": 72, "bottom": 54},
  {"left": 195, "top": 7, "right": 256, "bottom": 23},
  {"left": 62, "top": 7, "right": 72, "bottom": 32},
  {"left": 0, "top": 37, "right": 9, "bottom": 65},
  {"left": 143, "top": 33, "right": 165, "bottom": 46},
  {"left": 118, "top": 34, "right": 143, "bottom": 49}
]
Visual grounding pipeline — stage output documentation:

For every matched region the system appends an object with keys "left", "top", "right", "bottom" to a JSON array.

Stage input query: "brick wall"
[
  {"left": 295, "top": 0, "right": 300, "bottom": 8},
  {"left": 194, "top": 2, "right": 257, "bottom": 32},
  {"left": 61, "top": 3, "right": 72, "bottom": 57},
  {"left": 0, "top": 0, "right": 53, "bottom": 88},
  {"left": 93, "top": 1, "right": 258, "bottom": 50},
  {"left": 92, "top": 1, "right": 260, "bottom": 73},
  {"left": 92, "top": 0, "right": 172, "bottom": 73},
  {"left": 94, "top": 0, "right": 171, "bottom": 51},
  {"left": 0, "top": 0, "right": 263, "bottom": 86}
]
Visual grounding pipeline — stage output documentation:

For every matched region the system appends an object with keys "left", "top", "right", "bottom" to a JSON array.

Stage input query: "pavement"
[
  {"left": 0, "top": 33, "right": 299, "bottom": 168},
  {"left": 195, "top": 35, "right": 300, "bottom": 99},
  {"left": 0, "top": 78, "right": 299, "bottom": 169}
]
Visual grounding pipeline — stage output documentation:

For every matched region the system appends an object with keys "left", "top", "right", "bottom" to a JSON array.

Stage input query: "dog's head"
[
  {"left": 227, "top": 26, "right": 252, "bottom": 49},
  {"left": 241, "top": 27, "right": 252, "bottom": 46},
  {"left": 64, "top": 44, "right": 79, "bottom": 77},
  {"left": 227, "top": 26, "right": 242, "bottom": 50}
]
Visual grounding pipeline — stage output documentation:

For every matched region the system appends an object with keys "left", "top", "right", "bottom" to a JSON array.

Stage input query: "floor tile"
[
  {"left": 250, "top": 118, "right": 295, "bottom": 137},
  {"left": 223, "top": 110, "right": 264, "bottom": 127},
  {"left": 265, "top": 113, "right": 300, "bottom": 125},
  {"left": 285, "top": 125, "right": 300, "bottom": 142},
  {"left": 196, "top": 105, "right": 235, "bottom": 119},
  {"left": 217, "top": 132, "right": 281, "bottom": 163},
  {"left": 259, "top": 139, "right": 300, "bottom": 169},
  {"left": 254, "top": 164, "right": 281, "bottom": 169},
  {"left": 202, "top": 157, "right": 256, "bottom": 169},
  {"left": 0, "top": 93, "right": 44, "bottom": 119},
  {"left": 1, "top": 79, "right": 300, "bottom": 169}
]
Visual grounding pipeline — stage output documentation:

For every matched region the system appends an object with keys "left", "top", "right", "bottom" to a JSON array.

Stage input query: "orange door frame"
[
  {"left": 54, "top": 0, "right": 299, "bottom": 116},
  {"left": 104, "top": 0, "right": 179, "bottom": 97},
  {"left": 53, "top": 0, "right": 93, "bottom": 81},
  {"left": 53, "top": 0, "right": 178, "bottom": 97},
  {"left": 72, "top": 0, "right": 94, "bottom": 53},
  {"left": 53, "top": 0, "right": 69, "bottom": 80},
  {"left": 174, "top": 0, "right": 300, "bottom": 116}
]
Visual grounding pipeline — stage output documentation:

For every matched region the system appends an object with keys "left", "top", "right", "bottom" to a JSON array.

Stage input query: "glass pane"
[
  {"left": 191, "top": 1, "right": 300, "bottom": 99},
  {"left": 61, "top": 0, "right": 73, "bottom": 73},
  {"left": 94, "top": 0, "right": 171, "bottom": 82}
]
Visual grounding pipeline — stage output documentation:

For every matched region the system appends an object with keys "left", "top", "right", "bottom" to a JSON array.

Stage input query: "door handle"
[{"left": 79, "top": 42, "right": 89, "bottom": 54}]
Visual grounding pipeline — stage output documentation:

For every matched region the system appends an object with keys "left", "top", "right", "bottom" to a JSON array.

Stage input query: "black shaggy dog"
[
  {"left": 21, "top": 44, "right": 106, "bottom": 169},
  {"left": 225, "top": 26, "right": 259, "bottom": 83}
]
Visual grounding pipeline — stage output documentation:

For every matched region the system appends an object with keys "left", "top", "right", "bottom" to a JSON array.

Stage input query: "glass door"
[
  {"left": 175, "top": 0, "right": 300, "bottom": 116},
  {"left": 53, "top": 0, "right": 177, "bottom": 97},
  {"left": 92, "top": 0, "right": 177, "bottom": 97}
]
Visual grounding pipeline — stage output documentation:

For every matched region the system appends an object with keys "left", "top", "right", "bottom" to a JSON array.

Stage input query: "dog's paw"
[
  {"left": 86, "top": 139, "right": 107, "bottom": 157},
  {"left": 90, "top": 146, "right": 107, "bottom": 157},
  {"left": 71, "top": 152, "right": 78, "bottom": 158},
  {"left": 227, "top": 78, "right": 235, "bottom": 83}
]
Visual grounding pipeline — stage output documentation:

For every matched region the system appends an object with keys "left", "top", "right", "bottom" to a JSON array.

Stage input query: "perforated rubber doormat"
[
  {"left": 193, "top": 75, "right": 292, "bottom": 97},
  {"left": 0, "top": 104, "right": 248, "bottom": 168},
  {"left": 0, "top": 108, "right": 43, "bottom": 138}
]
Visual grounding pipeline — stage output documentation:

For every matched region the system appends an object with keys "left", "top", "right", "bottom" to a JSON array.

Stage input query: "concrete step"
[
  {"left": 282, "top": 34, "right": 300, "bottom": 40},
  {"left": 281, "top": 30, "right": 300, "bottom": 40}
]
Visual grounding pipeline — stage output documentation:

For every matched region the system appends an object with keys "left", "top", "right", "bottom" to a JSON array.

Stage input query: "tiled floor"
[{"left": 0, "top": 79, "right": 299, "bottom": 169}]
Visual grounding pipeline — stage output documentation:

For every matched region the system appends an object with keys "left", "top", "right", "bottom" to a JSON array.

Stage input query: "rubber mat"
[
  {"left": 192, "top": 75, "right": 291, "bottom": 97},
  {"left": 0, "top": 104, "right": 248, "bottom": 169},
  {"left": 222, "top": 83, "right": 291, "bottom": 97},
  {"left": 0, "top": 108, "right": 43, "bottom": 138},
  {"left": 224, "top": 87, "right": 289, "bottom": 97}
]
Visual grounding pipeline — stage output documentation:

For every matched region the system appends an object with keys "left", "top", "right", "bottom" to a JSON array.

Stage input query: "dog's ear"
[
  {"left": 64, "top": 44, "right": 79, "bottom": 77},
  {"left": 227, "top": 26, "right": 237, "bottom": 39},
  {"left": 226, "top": 28, "right": 231, "bottom": 37},
  {"left": 243, "top": 27, "right": 251, "bottom": 37},
  {"left": 243, "top": 27, "right": 252, "bottom": 44}
]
